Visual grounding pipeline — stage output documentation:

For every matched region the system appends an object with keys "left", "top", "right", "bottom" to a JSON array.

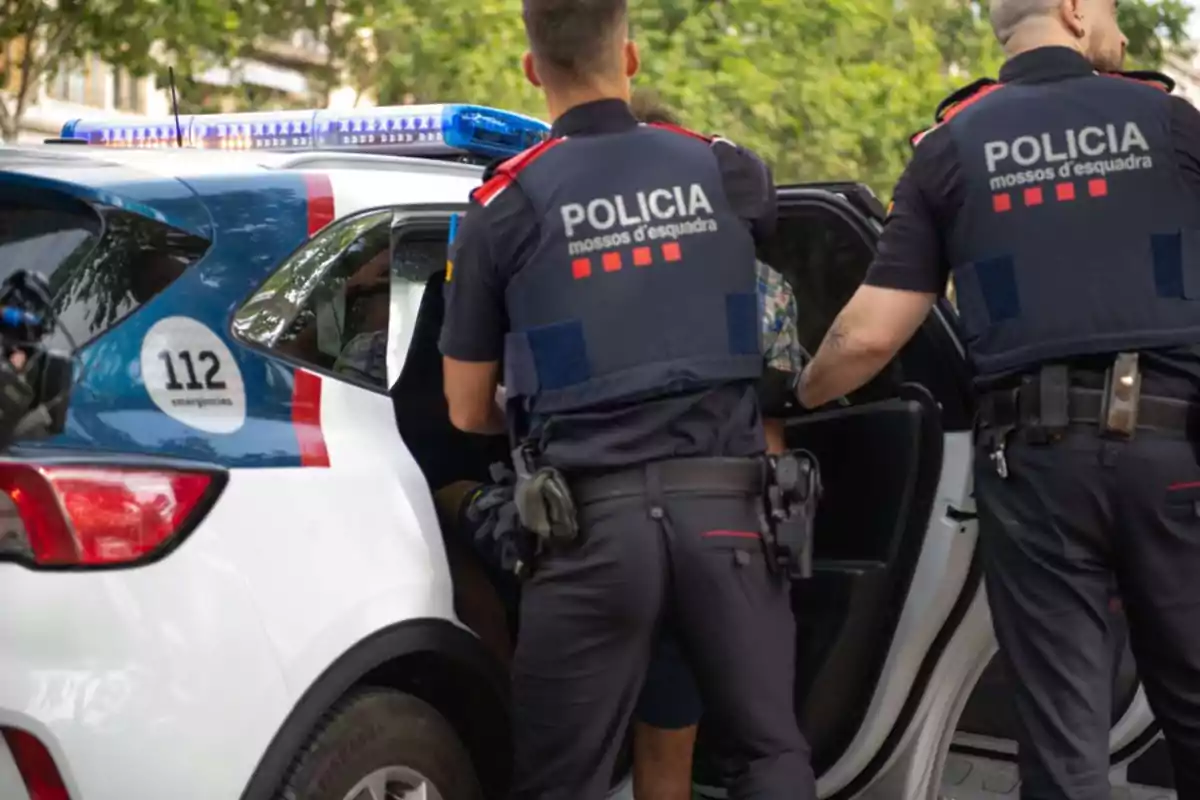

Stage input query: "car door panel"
[
  {"left": 789, "top": 389, "right": 945, "bottom": 770},
  {"left": 387, "top": 207, "right": 509, "bottom": 491},
  {"left": 695, "top": 186, "right": 979, "bottom": 798}
]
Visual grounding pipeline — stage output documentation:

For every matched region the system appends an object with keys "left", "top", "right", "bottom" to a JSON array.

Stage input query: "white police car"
[{"left": 0, "top": 104, "right": 1169, "bottom": 800}]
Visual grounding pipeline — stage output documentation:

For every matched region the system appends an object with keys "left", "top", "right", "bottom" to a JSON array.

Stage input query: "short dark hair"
[
  {"left": 630, "top": 90, "right": 678, "bottom": 125},
  {"left": 522, "top": 0, "right": 628, "bottom": 83}
]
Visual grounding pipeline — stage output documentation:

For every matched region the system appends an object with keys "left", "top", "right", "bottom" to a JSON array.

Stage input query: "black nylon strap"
[
  {"left": 571, "top": 457, "right": 766, "bottom": 507},
  {"left": 980, "top": 386, "right": 1194, "bottom": 432}
]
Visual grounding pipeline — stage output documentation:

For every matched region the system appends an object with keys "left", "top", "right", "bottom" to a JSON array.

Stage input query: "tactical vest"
[
  {"left": 941, "top": 74, "right": 1200, "bottom": 378},
  {"left": 493, "top": 125, "right": 763, "bottom": 416}
]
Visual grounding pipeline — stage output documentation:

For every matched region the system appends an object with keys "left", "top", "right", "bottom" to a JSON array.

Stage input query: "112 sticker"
[{"left": 140, "top": 316, "right": 246, "bottom": 434}]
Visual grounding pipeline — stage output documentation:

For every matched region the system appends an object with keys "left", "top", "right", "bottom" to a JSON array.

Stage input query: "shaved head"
[
  {"left": 989, "top": 0, "right": 1061, "bottom": 45},
  {"left": 988, "top": 0, "right": 1127, "bottom": 70}
]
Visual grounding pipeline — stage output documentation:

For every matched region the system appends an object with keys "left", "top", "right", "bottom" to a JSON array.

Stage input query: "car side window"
[
  {"left": 386, "top": 222, "right": 451, "bottom": 383},
  {"left": 759, "top": 200, "right": 903, "bottom": 403},
  {"left": 234, "top": 209, "right": 396, "bottom": 391},
  {"left": 233, "top": 209, "right": 450, "bottom": 393},
  {"left": 0, "top": 192, "right": 209, "bottom": 352}
]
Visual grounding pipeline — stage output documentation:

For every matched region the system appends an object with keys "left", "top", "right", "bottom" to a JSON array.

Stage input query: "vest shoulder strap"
[
  {"left": 1101, "top": 69, "right": 1175, "bottom": 93},
  {"left": 648, "top": 121, "right": 714, "bottom": 143},
  {"left": 648, "top": 122, "right": 748, "bottom": 159},
  {"left": 910, "top": 79, "right": 1003, "bottom": 148},
  {"left": 470, "top": 137, "right": 565, "bottom": 207},
  {"left": 935, "top": 77, "right": 999, "bottom": 121}
]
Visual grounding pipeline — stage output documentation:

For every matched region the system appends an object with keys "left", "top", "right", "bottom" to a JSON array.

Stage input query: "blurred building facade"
[{"left": 0, "top": 31, "right": 370, "bottom": 144}]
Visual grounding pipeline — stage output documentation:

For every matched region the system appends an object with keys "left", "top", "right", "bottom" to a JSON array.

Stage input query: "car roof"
[
  {"left": 0, "top": 143, "right": 485, "bottom": 180},
  {"left": 0, "top": 144, "right": 485, "bottom": 230}
]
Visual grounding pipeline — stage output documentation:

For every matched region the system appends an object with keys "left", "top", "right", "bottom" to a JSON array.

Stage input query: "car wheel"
[{"left": 279, "top": 689, "right": 482, "bottom": 800}]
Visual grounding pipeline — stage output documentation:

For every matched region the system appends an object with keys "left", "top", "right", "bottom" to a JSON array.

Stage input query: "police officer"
[
  {"left": 627, "top": 91, "right": 807, "bottom": 800},
  {"left": 438, "top": 0, "right": 814, "bottom": 797},
  {"left": 795, "top": 0, "right": 1200, "bottom": 797},
  {"left": 437, "top": 96, "right": 810, "bottom": 800}
]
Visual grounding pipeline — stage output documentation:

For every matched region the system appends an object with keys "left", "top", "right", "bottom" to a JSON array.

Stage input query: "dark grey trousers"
[
  {"left": 507, "top": 462, "right": 815, "bottom": 800},
  {"left": 977, "top": 429, "right": 1200, "bottom": 800}
]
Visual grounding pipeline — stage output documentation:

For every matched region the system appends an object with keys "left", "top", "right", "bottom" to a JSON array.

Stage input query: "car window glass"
[
  {"left": 386, "top": 230, "right": 445, "bottom": 384},
  {"left": 0, "top": 192, "right": 208, "bottom": 350},
  {"left": 234, "top": 209, "right": 437, "bottom": 393},
  {"left": 759, "top": 203, "right": 902, "bottom": 402}
]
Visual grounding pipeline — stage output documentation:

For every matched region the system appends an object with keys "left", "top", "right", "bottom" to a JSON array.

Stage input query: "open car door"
[{"left": 693, "top": 183, "right": 988, "bottom": 799}]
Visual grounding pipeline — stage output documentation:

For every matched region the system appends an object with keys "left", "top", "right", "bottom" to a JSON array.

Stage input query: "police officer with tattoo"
[
  {"left": 438, "top": 1, "right": 815, "bottom": 797},
  {"left": 795, "top": 0, "right": 1200, "bottom": 797}
]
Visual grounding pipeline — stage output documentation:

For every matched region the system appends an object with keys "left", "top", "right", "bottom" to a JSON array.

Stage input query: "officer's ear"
[
  {"left": 1061, "top": 0, "right": 1087, "bottom": 38},
  {"left": 624, "top": 40, "right": 640, "bottom": 79},
  {"left": 523, "top": 52, "right": 543, "bottom": 89}
]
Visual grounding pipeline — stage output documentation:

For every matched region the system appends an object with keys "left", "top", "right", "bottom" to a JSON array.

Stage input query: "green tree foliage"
[
  {"left": 0, "top": 0, "right": 278, "bottom": 140},
  {"left": 265, "top": 0, "right": 379, "bottom": 106},
  {"left": 363, "top": 0, "right": 1192, "bottom": 198}
]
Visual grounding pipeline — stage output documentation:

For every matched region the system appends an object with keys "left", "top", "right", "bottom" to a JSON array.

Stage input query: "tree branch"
[{"left": 3, "top": 2, "right": 43, "bottom": 140}]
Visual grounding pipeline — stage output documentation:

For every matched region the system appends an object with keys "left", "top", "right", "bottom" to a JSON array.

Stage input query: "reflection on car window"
[
  {"left": 233, "top": 215, "right": 475, "bottom": 391},
  {"left": 234, "top": 210, "right": 392, "bottom": 349},
  {"left": 387, "top": 234, "right": 447, "bottom": 382},
  {"left": 234, "top": 209, "right": 404, "bottom": 390},
  {"left": 0, "top": 195, "right": 209, "bottom": 350}
]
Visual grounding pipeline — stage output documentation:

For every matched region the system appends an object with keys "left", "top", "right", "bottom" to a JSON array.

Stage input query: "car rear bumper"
[{"left": 0, "top": 533, "right": 291, "bottom": 800}]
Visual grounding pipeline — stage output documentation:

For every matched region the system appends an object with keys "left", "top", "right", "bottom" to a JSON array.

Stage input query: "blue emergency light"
[{"left": 59, "top": 104, "right": 550, "bottom": 160}]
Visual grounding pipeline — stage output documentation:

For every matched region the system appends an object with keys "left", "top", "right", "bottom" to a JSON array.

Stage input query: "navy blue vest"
[
  {"left": 499, "top": 126, "right": 763, "bottom": 415},
  {"left": 943, "top": 74, "right": 1200, "bottom": 378}
]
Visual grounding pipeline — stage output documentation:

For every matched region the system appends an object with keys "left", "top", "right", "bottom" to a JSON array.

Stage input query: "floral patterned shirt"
[{"left": 758, "top": 260, "right": 802, "bottom": 374}]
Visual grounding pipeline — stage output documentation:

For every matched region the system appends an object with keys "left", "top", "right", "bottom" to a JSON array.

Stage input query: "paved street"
[
  {"left": 605, "top": 753, "right": 1178, "bottom": 799},
  {"left": 941, "top": 754, "right": 1175, "bottom": 800}
]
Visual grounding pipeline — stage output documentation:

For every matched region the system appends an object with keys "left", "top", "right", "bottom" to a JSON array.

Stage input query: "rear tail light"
[
  {"left": 1, "top": 726, "right": 70, "bottom": 800},
  {"left": 0, "top": 464, "right": 221, "bottom": 567}
]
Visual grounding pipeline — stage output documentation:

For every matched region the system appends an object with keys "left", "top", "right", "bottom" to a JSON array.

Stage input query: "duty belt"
[
  {"left": 978, "top": 386, "right": 1195, "bottom": 433},
  {"left": 570, "top": 458, "right": 766, "bottom": 506},
  {"left": 570, "top": 455, "right": 819, "bottom": 580},
  {"left": 976, "top": 357, "right": 1198, "bottom": 479}
]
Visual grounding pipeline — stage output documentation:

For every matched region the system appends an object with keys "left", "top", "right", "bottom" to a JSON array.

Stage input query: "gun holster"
[
  {"left": 512, "top": 445, "right": 580, "bottom": 546},
  {"left": 460, "top": 461, "right": 552, "bottom": 580},
  {"left": 765, "top": 449, "right": 822, "bottom": 580}
]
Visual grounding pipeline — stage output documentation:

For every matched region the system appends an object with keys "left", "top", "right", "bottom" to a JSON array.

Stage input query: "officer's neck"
[
  {"left": 1003, "top": 24, "right": 1088, "bottom": 62},
  {"left": 543, "top": 84, "right": 630, "bottom": 124}
]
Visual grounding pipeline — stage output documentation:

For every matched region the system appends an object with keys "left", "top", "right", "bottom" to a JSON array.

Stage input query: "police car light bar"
[{"left": 59, "top": 104, "right": 550, "bottom": 160}]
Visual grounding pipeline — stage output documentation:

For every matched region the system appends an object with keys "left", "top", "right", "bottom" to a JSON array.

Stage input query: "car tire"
[{"left": 278, "top": 689, "right": 483, "bottom": 800}]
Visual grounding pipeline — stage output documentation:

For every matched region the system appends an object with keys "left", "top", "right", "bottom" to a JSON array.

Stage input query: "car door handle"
[{"left": 946, "top": 505, "right": 977, "bottom": 523}]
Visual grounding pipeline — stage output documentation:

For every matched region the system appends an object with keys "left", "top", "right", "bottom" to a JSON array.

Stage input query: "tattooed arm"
[
  {"left": 796, "top": 285, "right": 936, "bottom": 409},
  {"left": 798, "top": 128, "right": 954, "bottom": 410}
]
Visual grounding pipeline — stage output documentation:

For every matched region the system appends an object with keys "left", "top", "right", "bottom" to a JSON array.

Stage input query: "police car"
[{"left": 0, "top": 103, "right": 1169, "bottom": 800}]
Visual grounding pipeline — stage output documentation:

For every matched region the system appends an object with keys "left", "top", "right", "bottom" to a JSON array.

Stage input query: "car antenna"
[{"left": 168, "top": 66, "right": 183, "bottom": 147}]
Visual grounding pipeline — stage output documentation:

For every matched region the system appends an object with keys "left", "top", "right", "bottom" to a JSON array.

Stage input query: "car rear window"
[{"left": 0, "top": 190, "right": 210, "bottom": 350}]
